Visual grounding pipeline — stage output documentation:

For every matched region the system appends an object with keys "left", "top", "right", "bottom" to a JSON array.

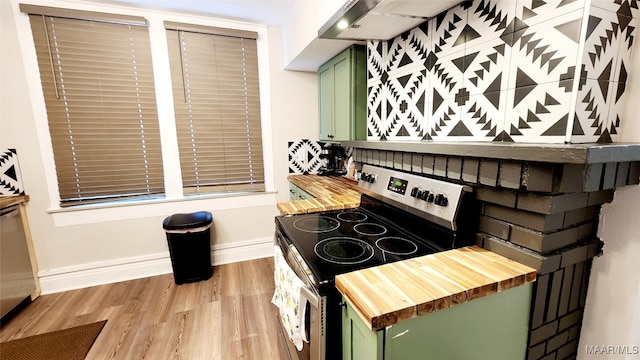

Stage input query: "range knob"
[
  {"left": 420, "top": 190, "right": 430, "bottom": 201},
  {"left": 434, "top": 194, "right": 449, "bottom": 206},
  {"left": 427, "top": 193, "right": 435, "bottom": 203},
  {"left": 367, "top": 174, "right": 376, "bottom": 183},
  {"left": 410, "top": 187, "right": 419, "bottom": 198}
]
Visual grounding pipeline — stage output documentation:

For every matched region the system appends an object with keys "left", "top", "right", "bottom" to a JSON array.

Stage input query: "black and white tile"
[
  {"left": 288, "top": 140, "right": 324, "bottom": 174},
  {"left": 0, "top": 148, "right": 26, "bottom": 195},
  {"left": 365, "top": 0, "right": 637, "bottom": 143}
]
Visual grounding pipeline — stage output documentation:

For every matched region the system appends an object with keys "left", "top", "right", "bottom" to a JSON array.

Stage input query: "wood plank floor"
[{"left": 0, "top": 257, "right": 289, "bottom": 359}]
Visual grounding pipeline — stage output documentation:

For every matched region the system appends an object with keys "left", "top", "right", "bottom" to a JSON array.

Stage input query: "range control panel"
[{"left": 358, "top": 164, "right": 471, "bottom": 230}]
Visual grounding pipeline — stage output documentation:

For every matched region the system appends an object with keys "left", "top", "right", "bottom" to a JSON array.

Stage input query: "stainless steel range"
[{"left": 273, "top": 165, "right": 477, "bottom": 360}]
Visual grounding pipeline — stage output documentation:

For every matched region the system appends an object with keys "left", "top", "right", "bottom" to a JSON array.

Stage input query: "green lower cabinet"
[
  {"left": 342, "top": 283, "right": 532, "bottom": 360},
  {"left": 289, "top": 182, "right": 314, "bottom": 200}
]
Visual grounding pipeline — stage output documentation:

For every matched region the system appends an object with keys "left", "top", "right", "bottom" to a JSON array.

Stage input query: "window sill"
[{"left": 47, "top": 190, "right": 278, "bottom": 227}]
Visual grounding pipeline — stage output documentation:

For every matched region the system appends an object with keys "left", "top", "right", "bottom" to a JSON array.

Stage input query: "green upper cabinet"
[{"left": 318, "top": 45, "right": 367, "bottom": 141}]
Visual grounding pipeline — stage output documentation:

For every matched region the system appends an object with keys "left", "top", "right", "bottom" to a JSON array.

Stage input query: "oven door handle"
[{"left": 300, "top": 284, "right": 318, "bottom": 308}]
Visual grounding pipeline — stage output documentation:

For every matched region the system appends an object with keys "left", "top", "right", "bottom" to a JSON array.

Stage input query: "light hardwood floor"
[{"left": 0, "top": 257, "right": 289, "bottom": 359}]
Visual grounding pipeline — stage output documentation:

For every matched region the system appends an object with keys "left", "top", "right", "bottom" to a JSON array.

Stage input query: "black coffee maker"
[{"left": 318, "top": 143, "right": 347, "bottom": 176}]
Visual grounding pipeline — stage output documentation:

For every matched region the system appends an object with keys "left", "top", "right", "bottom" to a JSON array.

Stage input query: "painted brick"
[
  {"left": 476, "top": 186, "right": 517, "bottom": 208},
  {"left": 587, "top": 240, "right": 603, "bottom": 259},
  {"left": 602, "top": 162, "right": 617, "bottom": 190},
  {"left": 371, "top": 150, "right": 380, "bottom": 166},
  {"left": 353, "top": 148, "right": 362, "bottom": 162},
  {"left": 394, "top": 151, "right": 403, "bottom": 169},
  {"left": 558, "top": 309, "right": 583, "bottom": 332},
  {"left": 569, "top": 262, "right": 584, "bottom": 312},
  {"left": 484, "top": 204, "right": 564, "bottom": 233},
  {"left": 510, "top": 226, "right": 579, "bottom": 253},
  {"left": 479, "top": 216, "right": 510, "bottom": 240},
  {"left": 579, "top": 261, "right": 591, "bottom": 307},
  {"left": 411, "top": 153, "right": 422, "bottom": 173},
  {"left": 628, "top": 162, "right": 640, "bottom": 185},
  {"left": 522, "top": 162, "right": 555, "bottom": 192},
  {"left": 530, "top": 320, "right": 558, "bottom": 345},
  {"left": 403, "top": 152, "right": 412, "bottom": 171},
  {"left": 517, "top": 192, "right": 589, "bottom": 214},
  {"left": 462, "top": 158, "right": 479, "bottom": 183},
  {"left": 615, "top": 162, "right": 630, "bottom": 188},
  {"left": 422, "top": 154, "right": 434, "bottom": 175},
  {"left": 539, "top": 353, "right": 555, "bottom": 360},
  {"left": 531, "top": 274, "right": 550, "bottom": 328},
  {"left": 560, "top": 244, "right": 589, "bottom": 268},
  {"left": 499, "top": 160, "right": 522, "bottom": 189},
  {"left": 434, "top": 155, "right": 447, "bottom": 177},
  {"left": 584, "top": 163, "right": 604, "bottom": 192},
  {"left": 563, "top": 206, "right": 599, "bottom": 228},
  {"left": 558, "top": 164, "right": 588, "bottom": 193},
  {"left": 527, "top": 343, "right": 546, "bottom": 360},
  {"left": 547, "top": 329, "right": 570, "bottom": 352},
  {"left": 557, "top": 264, "right": 574, "bottom": 317},
  {"left": 447, "top": 157, "right": 462, "bottom": 180},
  {"left": 587, "top": 189, "right": 614, "bottom": 206},
  {"left": 479, "top": 159, "right": 499, "bottom": 186},
  {"left": 556, "top": 339, "right": 578, "bottom": 360},
  {"left": 482, "top": 236, "right": 560, "bottom": 274},
  {"left": 546, "top": 269, "right": 564, "bottom": 323},
  {"left": 386, "top": 151, "right": 394, "bottom": 168}
]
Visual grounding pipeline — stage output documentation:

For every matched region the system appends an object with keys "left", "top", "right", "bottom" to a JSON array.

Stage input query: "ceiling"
[
  {"left": 97, "top": 0, "right": 356, "bottom": 71},
  {"left": 106, "top": 0, "right": 296, "bottom": 25}
]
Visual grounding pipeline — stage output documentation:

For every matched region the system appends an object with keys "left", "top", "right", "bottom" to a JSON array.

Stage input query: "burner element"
[
  {"left": 375, "top": 237, "right": 418, "bottom": 255},
  {"left": 314, "top": 237, "right": 375, "bottom": 264},
  {"left": 293, "top": 215, "right": 340, "bottom": 233},
  {"left": 353, "top": 222, "right": 387, "bottom": 236},
  {"left": 336, "top": 211, "right": 368, "bottom": 222}
]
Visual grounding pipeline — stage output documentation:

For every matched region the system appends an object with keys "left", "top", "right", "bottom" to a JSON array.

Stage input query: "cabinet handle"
[{"left": 328, "top": 134, "right": 334, "bottom": 139}]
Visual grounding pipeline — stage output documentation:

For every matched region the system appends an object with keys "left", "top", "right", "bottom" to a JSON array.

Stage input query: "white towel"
[{"left": 272, "top": 246, "right": 306, "bottom": 350}]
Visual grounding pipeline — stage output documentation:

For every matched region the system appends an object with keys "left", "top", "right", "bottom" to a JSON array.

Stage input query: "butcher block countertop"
[
  {"left": 277, "top": 175, "right": 361, "bottom": 215},
  {"left": 0, "top": 195, "right": 30, "bottom": 209},
  {"left": 336, "top": 246, "right": 537, "bottom": 331}
]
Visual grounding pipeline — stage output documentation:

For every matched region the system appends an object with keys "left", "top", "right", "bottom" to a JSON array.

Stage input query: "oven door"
[{"left": 275, "top": 227, "right": 326, "bottom": 360}]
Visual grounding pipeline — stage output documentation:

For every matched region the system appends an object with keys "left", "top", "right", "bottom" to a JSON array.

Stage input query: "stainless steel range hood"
[{"left": 319, "top": 0, "right": 462, "bottom": 41}]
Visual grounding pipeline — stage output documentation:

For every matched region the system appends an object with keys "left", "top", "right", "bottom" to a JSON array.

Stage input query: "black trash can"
[{"left": 162, "top": 211, "right": 213, "bottom": 285}]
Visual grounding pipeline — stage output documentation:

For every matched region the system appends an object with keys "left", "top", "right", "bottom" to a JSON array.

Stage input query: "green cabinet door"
[
  {"left": 318, "top": 45, "right": 367, "bottom": 141},
  {"left": 342, "top": 283, "right": 532, "bottom": 360},
  {"left": 342, "top": 298, "right": 384, "bottom": 360}
]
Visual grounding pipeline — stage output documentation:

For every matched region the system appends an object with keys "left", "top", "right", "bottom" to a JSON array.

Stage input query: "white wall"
[
  {"left": 0, "top": 0, "right": 317, "bottom": 293},
  {"left": 577, "top": 33, "right": 640, "bottom": 358}
]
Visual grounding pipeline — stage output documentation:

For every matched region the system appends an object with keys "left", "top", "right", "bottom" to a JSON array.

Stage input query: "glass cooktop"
[{"left": 276, "top": 195, "right": 458, "bottom": 293}]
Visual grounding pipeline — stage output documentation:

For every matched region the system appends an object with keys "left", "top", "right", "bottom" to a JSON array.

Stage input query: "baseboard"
[{"left": 38, "top": 237, "right": 274, "bottom": 295}]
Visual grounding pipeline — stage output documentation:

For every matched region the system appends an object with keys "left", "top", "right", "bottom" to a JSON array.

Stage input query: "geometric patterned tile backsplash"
[
  {"left": 367, "top": 0, "right": 638, "bottom": 143},
  {"left": 0, "top": 148, "right": 26, "bottom": 195},
  {"left": 288, "top": 139, "right": 324, "bottom": 174}
]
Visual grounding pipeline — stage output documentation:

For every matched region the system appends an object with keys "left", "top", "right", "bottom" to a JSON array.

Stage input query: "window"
[
  {"left": 166, "top": 22, "right": 265, "bottom": 194},
  {"left": 22, "top": 5, "right": 164, "bottom": 206}
]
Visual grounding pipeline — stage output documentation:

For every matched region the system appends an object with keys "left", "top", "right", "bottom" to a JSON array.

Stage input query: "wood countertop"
[
  {"left": 277, "top": 175, "right": 361, "bottom": 215},
  {"left": 336, "top": 246, "right": 536, "bottom": 331},
  {"left": 0, "top": 195, "right": 30, "bottom": 209}
]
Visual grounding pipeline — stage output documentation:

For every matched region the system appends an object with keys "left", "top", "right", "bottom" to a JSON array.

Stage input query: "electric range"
[{"left": 273, "top": 164, "right": 477, "bottom": 360}]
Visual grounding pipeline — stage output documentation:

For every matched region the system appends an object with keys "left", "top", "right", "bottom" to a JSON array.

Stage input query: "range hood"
[{"left": 319, "top": 0, "right": 461, "bottom": 41}]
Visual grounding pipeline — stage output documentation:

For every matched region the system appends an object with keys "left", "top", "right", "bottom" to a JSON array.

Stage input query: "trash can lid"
[{"left": 163, "top": 211, "right": 213, "bottom": 230}]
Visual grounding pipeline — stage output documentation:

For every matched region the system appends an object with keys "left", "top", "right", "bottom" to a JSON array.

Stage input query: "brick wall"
[{"left": 352, "top": 147, "right": 640, "bottom": 359}]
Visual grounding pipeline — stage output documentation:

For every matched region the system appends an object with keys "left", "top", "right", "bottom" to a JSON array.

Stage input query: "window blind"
[
  {"left": 25, "top": 9, "right": 164, "bottom": 206},
  {"left": 166, "top": 23, "right": 265, "bottom": 194}
]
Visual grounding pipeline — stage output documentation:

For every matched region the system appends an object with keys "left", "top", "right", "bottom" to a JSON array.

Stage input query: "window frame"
[{"left": 15, "top": 1, "right": 276, "bottom": 223}]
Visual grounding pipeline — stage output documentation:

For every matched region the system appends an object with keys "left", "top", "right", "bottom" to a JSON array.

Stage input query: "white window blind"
[
  {"left": 166, "top": 22, "right": 265, "bottom": 194},
  {"left": 23, "top": 5, "right": 164, "bottom": 206}
]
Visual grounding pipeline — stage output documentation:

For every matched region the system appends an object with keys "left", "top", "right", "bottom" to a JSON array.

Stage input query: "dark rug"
[{"left": 0, "top": 320, "right": 107, "bottom": 360}]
